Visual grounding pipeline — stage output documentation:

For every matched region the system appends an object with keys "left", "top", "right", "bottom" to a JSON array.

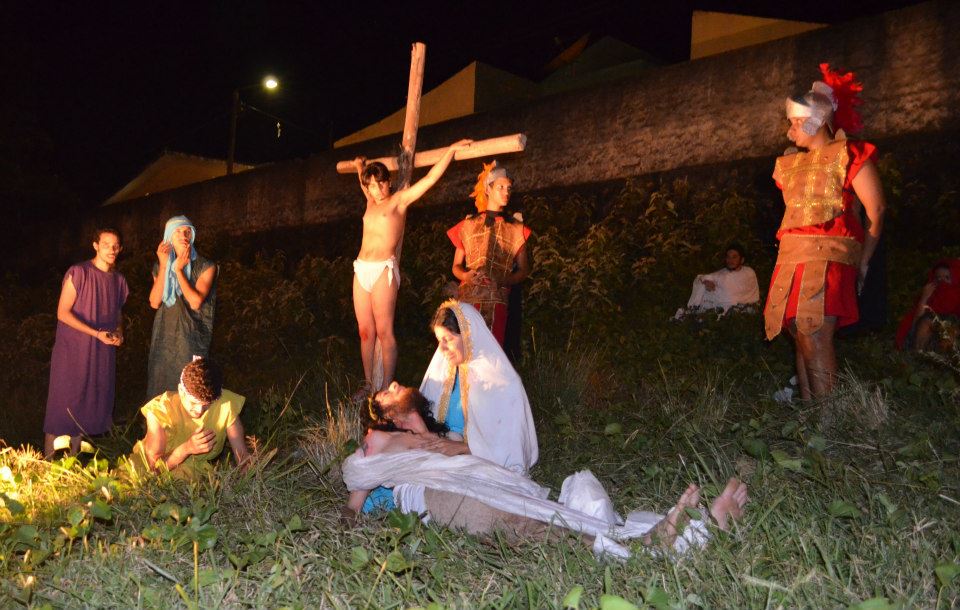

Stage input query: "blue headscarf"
[{"left": 161, "top": 215, "right": 197, "bottom": 307}]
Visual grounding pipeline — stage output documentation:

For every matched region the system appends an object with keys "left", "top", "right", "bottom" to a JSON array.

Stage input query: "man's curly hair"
[
  {"left": 369, "top": 388, "right": 448, "bottom": 437},
  {"left": 180, "top": 358, "right": 223, "bottom": 404}
]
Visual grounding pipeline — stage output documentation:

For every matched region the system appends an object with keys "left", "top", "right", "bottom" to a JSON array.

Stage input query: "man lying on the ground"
[
  {"left": 674, "top": 243, "right": 760, "bottom": 320},
  {"left": 340, "top": 385, "right": 748, "bottom": 558}
]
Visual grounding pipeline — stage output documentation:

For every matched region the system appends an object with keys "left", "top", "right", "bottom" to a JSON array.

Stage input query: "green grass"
[
  {"left": 2, "top": 328, "right": 959, "bottom": 609},
  {"left": 2, "top": 169, "right": 960, "bottom": 607}
]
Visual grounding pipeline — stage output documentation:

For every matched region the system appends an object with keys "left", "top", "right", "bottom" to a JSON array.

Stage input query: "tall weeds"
[{"left": 1, "top": 162, "right": 959, "bottom": 607}]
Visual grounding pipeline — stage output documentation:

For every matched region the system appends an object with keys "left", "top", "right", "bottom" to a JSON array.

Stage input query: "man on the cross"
[{"left": 351, "top": 139, "right": 472, "bottom": 395}]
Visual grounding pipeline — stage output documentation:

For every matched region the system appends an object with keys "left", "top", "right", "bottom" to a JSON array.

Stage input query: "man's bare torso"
[
  {"left": 362, "top": 429, "right": 437, "bottom": 456},
  {"left": 358, "top": 197, "right": 406, "bottom": 261}
]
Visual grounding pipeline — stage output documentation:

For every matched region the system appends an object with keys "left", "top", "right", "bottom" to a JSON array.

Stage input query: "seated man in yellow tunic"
[{"left": 132, "top": 357, "right": 250, "bottom": 475}]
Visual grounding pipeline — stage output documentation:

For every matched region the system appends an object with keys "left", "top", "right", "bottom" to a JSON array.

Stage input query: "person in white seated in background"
[{"left": 676, "top": 243, "right": 760, "bottom": 319}]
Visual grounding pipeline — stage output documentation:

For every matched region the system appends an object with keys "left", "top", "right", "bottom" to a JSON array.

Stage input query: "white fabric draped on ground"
[{"left": 342, "top": 449, "right": 708, "bottom": 558}]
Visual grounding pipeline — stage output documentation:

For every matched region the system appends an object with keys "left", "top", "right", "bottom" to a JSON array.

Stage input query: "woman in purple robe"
[{"left": 43, "top": 228, "right": 129, "bottom": 457}]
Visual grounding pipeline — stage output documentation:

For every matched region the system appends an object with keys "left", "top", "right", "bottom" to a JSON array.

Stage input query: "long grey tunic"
[{"left": 146, "top": 255, "right": 217, "bottom": 398}]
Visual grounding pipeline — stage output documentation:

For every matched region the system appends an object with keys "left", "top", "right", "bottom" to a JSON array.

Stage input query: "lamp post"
[{"left": 227, "top": 75, "right": 279, "bottom": 175}]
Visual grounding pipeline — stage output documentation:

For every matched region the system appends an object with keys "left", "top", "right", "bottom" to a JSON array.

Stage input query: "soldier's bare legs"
[{"left": 790, "top": 316, "right": 838, "bottom": 399}]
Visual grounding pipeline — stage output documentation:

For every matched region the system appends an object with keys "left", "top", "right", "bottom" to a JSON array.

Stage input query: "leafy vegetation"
[{"left": 1, "top": 153, "right": 959, "bottom": 608}]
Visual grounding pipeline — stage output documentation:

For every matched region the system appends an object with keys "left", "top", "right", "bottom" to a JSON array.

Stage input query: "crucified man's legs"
[
  {"left": 368, "top": 270, "right": 399, "bottom": 389},
  {"left": 352, "top": 270, "right": 398, "bottom": 390},
  {"left": 352, "top": 276, "right": 377, "bottom": 386}
]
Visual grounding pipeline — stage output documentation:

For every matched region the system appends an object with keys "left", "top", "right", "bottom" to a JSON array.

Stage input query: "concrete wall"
[
  {"left": 690, "top": 11, "right": 825, "bottom": 60},
  {"left": 90, "top": 0, "right": 959, "bottom": 255}
]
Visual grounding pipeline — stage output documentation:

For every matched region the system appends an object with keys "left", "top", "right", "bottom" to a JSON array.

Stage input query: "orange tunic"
[{"left": 765, "top": 140, "right": 877, "bottom": 337}]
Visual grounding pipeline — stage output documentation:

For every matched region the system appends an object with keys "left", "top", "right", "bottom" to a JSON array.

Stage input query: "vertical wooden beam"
[
  {"left": 373, "top": 42, "right": 425, "bottom": 391},
  {"left": 396, "top": 42, "right": 426, "bottom": 190}
]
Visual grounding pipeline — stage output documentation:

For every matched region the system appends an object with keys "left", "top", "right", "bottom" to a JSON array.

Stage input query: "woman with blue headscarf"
[{"left": 146, "top": 216, "right": 218, "bottom": 398}]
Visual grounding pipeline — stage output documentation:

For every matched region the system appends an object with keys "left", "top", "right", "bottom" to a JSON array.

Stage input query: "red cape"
[{"left": 895, "top": 259, "right": 960, "bottom": 349}]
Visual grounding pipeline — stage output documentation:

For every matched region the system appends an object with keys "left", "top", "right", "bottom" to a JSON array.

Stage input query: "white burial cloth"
[{"left": 342, "top": 450, "right": 708, "bottom": 559}]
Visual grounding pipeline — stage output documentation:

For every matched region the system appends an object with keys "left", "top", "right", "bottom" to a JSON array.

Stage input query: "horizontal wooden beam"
[{"left": 337, "top": 133, "right": 527, "bottom": 174}]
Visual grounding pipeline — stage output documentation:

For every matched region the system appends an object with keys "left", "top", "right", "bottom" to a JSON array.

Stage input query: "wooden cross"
[
  {"left": 336, "top": 42, "right": 527, "bottom": 178},
  {"left": 340, "top": 43, "right": 527, "bottom": 389}
]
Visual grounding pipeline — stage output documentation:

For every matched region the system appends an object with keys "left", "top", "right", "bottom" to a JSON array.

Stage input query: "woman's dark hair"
[
  {"left": 725, "top": 242, "right": 746, "bottom": 259},
  {"left": 180, "top": 357, "right": 223, "bottom": 404},
  {"left": 361, "top": 162, "right": 390, "bottom": 185},
  {"left": 369, "top": 389, "right": 448, "bottom": 437},
  {"left": 94, "top": 227, "right": 122, "bottom": 243},
  {"left": 430, "top": 306, "right": 461, "bottom": 335}
]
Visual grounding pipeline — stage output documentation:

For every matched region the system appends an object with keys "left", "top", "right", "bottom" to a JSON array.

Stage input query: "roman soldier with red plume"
[{"left": 764, "top": 64, "right": 886, "bottom": 400}]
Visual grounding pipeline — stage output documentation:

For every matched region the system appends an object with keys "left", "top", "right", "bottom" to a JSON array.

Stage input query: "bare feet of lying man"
[
  {"left": 644, "top": 477, "right": 748, "bottom": 548},
  {"left": 644, "top": 483, "right": 701, "bottom": 547},
  {"left": 709, "top": 477, "right": 749, "bottom": 531}
]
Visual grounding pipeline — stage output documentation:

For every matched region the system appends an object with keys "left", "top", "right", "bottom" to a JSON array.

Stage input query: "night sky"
[{"left": 2, "top": 0, "right": 923, "bottom": 215}]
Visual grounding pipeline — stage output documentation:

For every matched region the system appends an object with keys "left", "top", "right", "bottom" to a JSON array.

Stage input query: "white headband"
[{"left": 486, "top": 167, "right": 510, "bottom": 187}]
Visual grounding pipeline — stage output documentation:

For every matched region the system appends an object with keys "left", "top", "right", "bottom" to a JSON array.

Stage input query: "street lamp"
[{"left": 227, "top": 76, "right": 280, "bottom": 175}]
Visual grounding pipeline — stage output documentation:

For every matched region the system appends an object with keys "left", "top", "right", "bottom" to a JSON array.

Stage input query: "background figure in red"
[
  {"left": 763, "top": 64, "right": 886, "bottom": 400},
  {"left": 447, "top": 162, "right": 532, "bottom": 345},
  {"left": 895, "top": 259, "right": 960, "bottom": 352}
]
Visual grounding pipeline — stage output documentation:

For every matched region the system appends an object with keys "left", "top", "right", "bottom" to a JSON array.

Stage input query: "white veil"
[{"left": 420, "top": 300, "right": 538, "bottom": 474}]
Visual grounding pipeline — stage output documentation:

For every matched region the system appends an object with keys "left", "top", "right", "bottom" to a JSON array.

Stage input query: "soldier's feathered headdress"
[
  {"left": 785, "top": 63, "right": 865, "bottom": 136},
  {"left": 469, "top": 161, "right": 510, "bottom": 212}
]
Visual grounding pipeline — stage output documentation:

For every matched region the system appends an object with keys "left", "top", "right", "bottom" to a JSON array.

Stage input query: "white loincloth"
[{"left": 353, "top": 256, "right": 400, "bottom": 293}]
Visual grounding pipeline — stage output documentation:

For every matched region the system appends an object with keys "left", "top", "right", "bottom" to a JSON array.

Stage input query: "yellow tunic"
[{"left": 131, "top": 389, "right": 244, "bottom": 475}]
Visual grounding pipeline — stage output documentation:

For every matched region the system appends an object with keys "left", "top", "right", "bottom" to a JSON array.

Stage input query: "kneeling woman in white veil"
[
  {"left": 361, "top": 300, "right": 538, "bottom": 513},
  {"left": 418, "top": 299, "right": 538, "bottom": 474}
]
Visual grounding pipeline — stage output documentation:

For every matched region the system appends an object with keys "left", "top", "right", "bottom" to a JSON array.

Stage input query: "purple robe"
[{"left": 44, "top": 261, "right": 129, "bottom": 436}]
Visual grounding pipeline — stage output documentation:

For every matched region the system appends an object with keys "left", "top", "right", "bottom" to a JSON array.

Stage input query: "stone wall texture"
[{"left": 85, "top": 0, "right": 960, "bottom": 256}]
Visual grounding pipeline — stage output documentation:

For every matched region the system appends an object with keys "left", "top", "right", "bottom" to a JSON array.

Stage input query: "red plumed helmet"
[{"left": 818, "top": 63, "right": 865, "bottom": 134}]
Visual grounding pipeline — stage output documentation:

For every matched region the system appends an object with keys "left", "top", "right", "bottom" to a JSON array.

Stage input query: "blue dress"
[{"left": 444, "top": 373, "right": 465, "bottom": 436}]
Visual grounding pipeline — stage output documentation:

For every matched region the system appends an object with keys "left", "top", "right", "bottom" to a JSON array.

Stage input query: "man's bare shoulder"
[
  {"left": 388, "top": 191, "right": 412, "bottom": 212},
  {"left": 363, "top": 429, "right": 390, "bottom": 455},
  {"left": 363, "top": 429, "right": 421, "bottom": 455},
  {"left": 363, "top": 197, "right": 405, "bottom": 216}
]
